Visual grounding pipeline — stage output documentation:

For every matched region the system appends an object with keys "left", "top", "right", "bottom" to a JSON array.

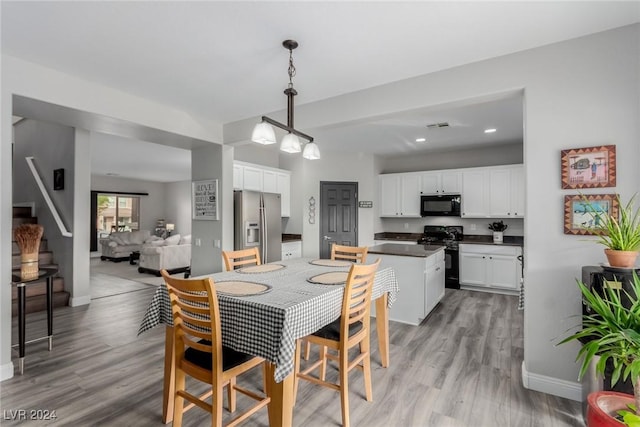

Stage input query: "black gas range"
[{"left": 417, "top": 225, "right": 463, "bottom": 289}]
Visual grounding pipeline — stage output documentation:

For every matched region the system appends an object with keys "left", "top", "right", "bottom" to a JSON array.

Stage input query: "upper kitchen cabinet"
[
  {"left": 462, "top": 164, "right": 524, "bottom": 218},
  {"left": 233, "top": 161, "right": 291, "bottom": 217},
  {"left": 379, "top": 173, "right": 421, "bottom": 217},
  {"left": 420, "top": 170, "right": 462, "bottom": 195}
]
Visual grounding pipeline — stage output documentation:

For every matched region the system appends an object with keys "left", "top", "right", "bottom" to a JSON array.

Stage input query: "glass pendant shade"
[
  {"left": 302, "top": 142, "right": 321, "bottom": 160},
  {"left": 280, "top": 133, "right": 302, "bottom": 153},
  {"left": 251, "top": 122, "right": 277, "bottom": 145}
]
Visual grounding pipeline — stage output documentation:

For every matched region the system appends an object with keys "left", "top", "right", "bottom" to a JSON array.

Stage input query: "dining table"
[{"left": 137, "top": 257, "right": 399, "bottom": 427}]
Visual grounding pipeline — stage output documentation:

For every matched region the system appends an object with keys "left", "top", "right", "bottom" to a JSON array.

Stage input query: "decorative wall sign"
[
  {"left": 192, "top": 179, "right": 219, "bottom": 220},
  {"left": 358, "top": 201, "right": 373, "bottom": 208},
  {"left": 563, "top": 194, "right": 618, "bottom": 235},
  {"left": 561, "top": 145, "right": 616, "bottom": 189},
  {"left": 53, "top": 168, "right": 64, "bottom": 191}
]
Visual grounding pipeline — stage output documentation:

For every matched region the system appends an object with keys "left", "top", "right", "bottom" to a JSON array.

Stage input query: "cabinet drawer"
[{"left": 459, "top": 243, "right": 520, "bottom": 256}]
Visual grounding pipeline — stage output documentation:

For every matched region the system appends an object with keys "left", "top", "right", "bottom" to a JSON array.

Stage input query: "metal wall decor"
[{"left": 308, "top": 196, "right": 316, "bottom": 224}]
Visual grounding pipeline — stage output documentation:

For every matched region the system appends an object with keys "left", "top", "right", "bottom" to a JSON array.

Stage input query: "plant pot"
[
  {"left": 587, "top": 391, "right": 634, "bottom": 426},
  {"left": 493, "top": 231, "right": 503, "bottom": 244},
  {"left": 604, "top": 249, "right": 639, "bottom": 268}
]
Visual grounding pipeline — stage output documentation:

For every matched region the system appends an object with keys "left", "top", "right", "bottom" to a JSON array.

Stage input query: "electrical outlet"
[
  {"left": 214, "top": 239, "right": 221, "bottom": 248},
  {"left": 404, "top": 223, "right": 409, "bottom": 230},
  {"left": 195, "top": 238, "right": 202, "bottom": 246},
  {"left": 470, "top": 224, "right": 477, "bottom": 231}
]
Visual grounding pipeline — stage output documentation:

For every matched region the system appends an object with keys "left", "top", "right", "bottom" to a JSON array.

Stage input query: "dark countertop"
[
  {"left": 368, "top": 243, "right": 445, "bottom": 258},
  {"left": 282, "top": 234, "right": 302, "bottom": 242},
  {"left": 373, "top": 232, "right": 523, "bottom": 247}
]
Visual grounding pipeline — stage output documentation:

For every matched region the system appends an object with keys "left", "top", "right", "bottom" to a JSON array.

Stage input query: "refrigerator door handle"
[{"left": 260, "top": 196, "right": 267, "bottom": 262}]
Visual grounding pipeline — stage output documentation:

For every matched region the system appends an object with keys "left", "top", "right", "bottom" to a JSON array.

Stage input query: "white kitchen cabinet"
[
  {"left": 459, "top": 243, "right": 522, "bottom": 292},
  {"left": 375, "top": 249, "right": 445, "bottom": 325},
  {"left": 461, "top": 169, "right": 488, "bottom": 217},
  {"left": 276, "top": 172, "right": 291, "bottom": 217},
  {"left": 420, "top": 171, "right": 462, "bottom": 195},
  {"left": 282, "top": 241, "right": 302, "bottom": 260},
  {"left": 378, "top": 173, "right": 421, "bottom": 217},
  {"left": 242, "top": 165, "right": 263, "bottom": 192},
  {"left": 425, "top": 250, "right": 446, "bottom": 315},
  {"left": 262, "top": 170, "right": 278, "bottom": 193},
  {"left": 234, "top": 161, "right": 291, "bottom": 217},
  {"left": 461, "top": 165, "right": 525, "bottom": 218},
  {"left": 233, "top": 164, "right": 243, "bottom": 190}
]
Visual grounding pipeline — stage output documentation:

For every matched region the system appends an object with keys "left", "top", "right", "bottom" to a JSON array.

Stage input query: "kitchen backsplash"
[{"left": 379, "top": 217, "right": 524, "bottom": 236}]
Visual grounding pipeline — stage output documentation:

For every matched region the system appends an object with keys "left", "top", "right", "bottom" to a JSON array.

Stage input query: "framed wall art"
[
  {"left": 192, "top": 179, "right": 219, "bottom": 220},
  {"left": 563, "top": 194, "right": 618, "bottom": 235},
  {"left": 561, "top": 145, "right": 616, "bottom": 189}
]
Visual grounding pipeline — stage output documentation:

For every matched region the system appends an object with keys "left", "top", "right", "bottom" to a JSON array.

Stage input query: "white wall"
[
  {"left": 225, "top": 24, "right": 640, "bottom": 400},
  {"left": 164, "top": 180, "right": 192, "bottom": 237}
]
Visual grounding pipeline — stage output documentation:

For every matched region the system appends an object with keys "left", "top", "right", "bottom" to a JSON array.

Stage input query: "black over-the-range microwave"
[{"left": 420, "top": 194, "right": 462, "bottom": 217}]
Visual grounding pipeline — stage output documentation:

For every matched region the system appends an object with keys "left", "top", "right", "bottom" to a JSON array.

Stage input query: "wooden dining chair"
[
  {"left": 222, "top": 247, "right": 261, "bottom": 272},
  {"left": 331, "top": 244, "right": 368, "bottom": 264},
  {"left": 303, "top": 243, "right": 369, "bottom": 360},
  {"left": 161, "top": 270, "right": 270, "bottom": 427},
  {"left": 293, "top": 259, "right": 381, "bottom": 427}
]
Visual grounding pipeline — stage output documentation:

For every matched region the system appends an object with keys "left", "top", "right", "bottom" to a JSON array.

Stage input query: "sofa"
[
  {"left": 99, "top": 230, "right": 154, "bottom": 262},
  {"left": 138, "top": 234, "right": 191, "bottom": 276}
]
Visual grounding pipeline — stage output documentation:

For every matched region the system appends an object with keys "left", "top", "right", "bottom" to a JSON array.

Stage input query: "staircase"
[{"left": 11, "top": 206, "right": 70, "bottom": 316}]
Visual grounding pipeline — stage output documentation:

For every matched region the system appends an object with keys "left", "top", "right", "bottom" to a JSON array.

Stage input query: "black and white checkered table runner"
[{"left": 137, "top": 258, "right": 398, "bottom": 382}]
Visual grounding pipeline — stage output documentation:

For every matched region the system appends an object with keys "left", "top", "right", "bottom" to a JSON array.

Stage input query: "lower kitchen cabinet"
[
  {"left": 374, "top": 249, "right": 445, "bottom": 325},
  {"left": 459, "top": 243, "right": 522, "bottom": 292},
  {"left": 281, "top": 241, "right": 302, "bottom": 260}
]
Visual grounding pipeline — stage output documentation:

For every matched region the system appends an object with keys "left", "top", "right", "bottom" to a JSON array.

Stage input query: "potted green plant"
[
  {"left": 586, "top": 193, "right": 640, "bottom": 268},
  {"left": 488, "top": 220, "right": 508, "bottom": 244},
  {"left": 559, "top": 271, "right": 640, "bottom": 426}
]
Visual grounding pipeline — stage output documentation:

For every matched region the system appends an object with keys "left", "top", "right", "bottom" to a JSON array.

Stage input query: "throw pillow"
[
  {"left": 119, "top": 232, "right": 132, "bottom": 245},
  {"left": 129, "top": 231, "right": 146, "bottom": 245},
  {"left": 179, "top": 234, "right": 192, "bottom": 245},
  {"left": 148, "top": 240, "right": 165, "bottom": 247},
  {"left": 164, "top": 234, "right": 181, "bottom": 246}
]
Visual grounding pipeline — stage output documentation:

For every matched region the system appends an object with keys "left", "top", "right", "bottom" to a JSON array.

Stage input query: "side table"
[{"left": 11, "top": 267, "right": 58, "bottom": 375}]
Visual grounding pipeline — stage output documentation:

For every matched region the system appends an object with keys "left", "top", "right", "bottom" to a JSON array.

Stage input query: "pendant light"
[{"left": 251, "top": 40, "right": 320, "bottom": 159}]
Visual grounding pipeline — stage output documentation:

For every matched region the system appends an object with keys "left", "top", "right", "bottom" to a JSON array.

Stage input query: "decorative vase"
[
  {"left": 20, "top": 252, "right": 39, "bottom": 281},
  {"left": 493, "top": 231, "right": 503, "bottom": 244},
  {"left": 587, "top": 391, "right": 634, "bottom": 427},
  {"left": 604, "top": 249, "right": 639, "bottom": 268}
]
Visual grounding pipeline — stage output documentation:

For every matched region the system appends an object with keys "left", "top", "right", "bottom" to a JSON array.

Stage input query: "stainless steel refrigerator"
[{"left": 233, "top": 190, "right": 282, "bottom": 263}]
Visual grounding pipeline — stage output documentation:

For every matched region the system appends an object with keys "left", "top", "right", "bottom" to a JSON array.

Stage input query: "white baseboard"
[
  {"left": 0, "top": 361, "right": 14, "bottom": 382},
  {"left": 521, "top": 360, "right": 582, "bottom": 402},
  {"left": 69, "top": 295, "right": 91, "bottom": 307}
]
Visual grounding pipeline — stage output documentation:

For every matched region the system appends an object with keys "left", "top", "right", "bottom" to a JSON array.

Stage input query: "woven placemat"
[
  {"left": 237, "top": 264, "right": 285, "bottom": 274},
  {"left": 309, "top": 259, "right": 352, "bottom": 267},
  {"left": 215, "top": 281, "right": 272, "bottom": 296},
  {"left": 307, "top": 271, "right": 349, "bottom": 285}
]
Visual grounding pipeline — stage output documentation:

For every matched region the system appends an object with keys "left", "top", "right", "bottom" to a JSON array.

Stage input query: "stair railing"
[{"left": 25, "top": 157, "right": 72, "bottom": 237}]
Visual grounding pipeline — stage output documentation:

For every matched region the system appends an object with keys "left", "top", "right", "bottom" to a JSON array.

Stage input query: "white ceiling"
[{"left": 3, "top": 1, "right": 639, "bottom": 181}]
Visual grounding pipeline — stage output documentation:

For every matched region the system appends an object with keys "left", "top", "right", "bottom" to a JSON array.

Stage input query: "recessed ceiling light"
[
  {"left": 484, "top": 128, "right": 497, "bottom": 133},
  {"left": 106, "top": 172, "right": 120, "bottom": 176},
  {"left": 415, "top": 138, "right": 426, "bottom": 142}
]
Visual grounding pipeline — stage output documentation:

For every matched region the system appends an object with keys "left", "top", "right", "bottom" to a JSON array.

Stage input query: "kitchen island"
[{"left": 368, "top": 243, "right": 445, "bottom": 325}]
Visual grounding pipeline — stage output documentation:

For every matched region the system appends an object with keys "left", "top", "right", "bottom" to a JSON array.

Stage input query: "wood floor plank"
[{"left": 0, "top": 275, "right": 583, "bottom": 426}]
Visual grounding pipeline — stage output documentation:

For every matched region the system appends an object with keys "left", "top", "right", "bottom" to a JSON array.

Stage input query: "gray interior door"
[{"left": 319, "top": 182, "right": 358, "bottom": 258}]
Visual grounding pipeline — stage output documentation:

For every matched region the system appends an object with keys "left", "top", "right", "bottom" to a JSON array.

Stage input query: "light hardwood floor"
[{"left": 2, "top": 271, "right": 584, "bottom": 426}]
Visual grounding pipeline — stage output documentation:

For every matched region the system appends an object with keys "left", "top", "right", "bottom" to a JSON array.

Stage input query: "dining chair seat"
[
  {"left": 184, "top": 340, "right": 257, "bottom": 372},
  {"left": 310, "top": 319, "right": 363, "bottom": 341}
]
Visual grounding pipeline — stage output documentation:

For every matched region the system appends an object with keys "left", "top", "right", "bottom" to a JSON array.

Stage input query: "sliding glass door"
[{"left": 91, "top": 191, "right": 142, "bottom": 252}]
